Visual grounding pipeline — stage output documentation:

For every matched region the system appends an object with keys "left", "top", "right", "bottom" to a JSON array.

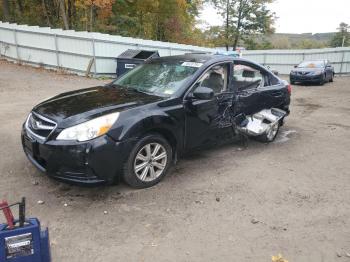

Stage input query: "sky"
[{"left": 199, "top": 0, "right": 350, "bottom": 34}]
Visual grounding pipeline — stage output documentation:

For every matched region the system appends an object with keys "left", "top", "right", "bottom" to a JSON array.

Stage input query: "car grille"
[
  {"left": 297, "top": 71, "right": 310, "bottom": 75},
  {"left": 26, "top": 112, "right": 57, "bottom": 140}
]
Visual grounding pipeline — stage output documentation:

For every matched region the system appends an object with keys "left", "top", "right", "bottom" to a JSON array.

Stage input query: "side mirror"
[
  {"left": 294, "top": 65, "right": 298, "bottom": 68},
  {"left": 193, "top": 86, "right": 214, "bottom": 100}
]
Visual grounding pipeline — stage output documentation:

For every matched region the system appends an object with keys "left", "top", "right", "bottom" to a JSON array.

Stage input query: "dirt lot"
[{"left": 0, "top": 59, "right": 349, "bottom": 262}]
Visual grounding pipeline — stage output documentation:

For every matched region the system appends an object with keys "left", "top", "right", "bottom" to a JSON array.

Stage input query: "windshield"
[
  {"left": 297, "top": 61, "right": 324, "bottom": 68},
  {"left": 112, "top": 61, "right": 202, "bottom": 96}
]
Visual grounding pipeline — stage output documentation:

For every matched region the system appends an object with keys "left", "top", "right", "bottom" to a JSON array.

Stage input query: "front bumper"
[
  {"left": 290, "top": 73, "right": 324, "bottom": 83},
  {"left": 21, "top": 126, "right": 136, "bottom": 185}
]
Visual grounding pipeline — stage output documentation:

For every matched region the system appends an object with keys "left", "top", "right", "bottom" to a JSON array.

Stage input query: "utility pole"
[{"left": 342, "top": 35, "right": 346, "bottom": 47}]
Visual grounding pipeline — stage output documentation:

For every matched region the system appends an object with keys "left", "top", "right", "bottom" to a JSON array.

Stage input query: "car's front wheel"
[
  {"left": 319, "top": 74, "right": 327, "bottom": 85},
  {"left": 123, "top": 134, "right": 172, "bottom": 188}
]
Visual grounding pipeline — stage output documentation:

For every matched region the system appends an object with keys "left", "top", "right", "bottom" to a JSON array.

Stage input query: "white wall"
[{"left": 243, "top": 48, "right": 350, "bottom": 75}]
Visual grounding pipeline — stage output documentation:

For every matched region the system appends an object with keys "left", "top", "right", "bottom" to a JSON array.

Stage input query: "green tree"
[
  {"left": 294, "top": 39, "right": 325, "bottom": 49},
  {"left": 209, "top": 0, "right": 275, "bottom": 50},
  {"left": 1, "top": 0, "right": 10, "bottom": 21},
  {"left": 110, "top": 0, "right": 201, "bottom": 43},
  {"left": 244, "top": 37, "right": 272, "bottom": 50},
  {"left": 330, "top": 22, "right": 350, "bottom": 47}
]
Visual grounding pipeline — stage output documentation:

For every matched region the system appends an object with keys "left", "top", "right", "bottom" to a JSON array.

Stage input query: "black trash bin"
[{"left": 116, "top": 49, "right": 160, "bottom": 76}]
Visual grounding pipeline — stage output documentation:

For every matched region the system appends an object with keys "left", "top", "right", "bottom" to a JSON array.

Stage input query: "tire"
[
  {"left": 330, "top": 73, "right": 334, "bottom": 82},
  {"left": 319, "top": 74, "right": 326, "bottom": 85},
  {"left": 123, "top": 134, "right": 172, "bottom": 188},
  {"left": 254, "top": 121, "right": 280, "bottom": 143},
  {"left": 290, "top": 80, "right": 295, "bottom": 85}
]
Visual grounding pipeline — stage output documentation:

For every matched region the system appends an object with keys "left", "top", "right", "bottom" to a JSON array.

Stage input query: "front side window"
[
  {"left": 233, "top": 63, "right": 264, "bottom": 91},
  {"left": 113, "top": 61, "right": 201, "bottom": 97},
  {"left": 194, "top": 64, "right": 228, "bottom": 94}
]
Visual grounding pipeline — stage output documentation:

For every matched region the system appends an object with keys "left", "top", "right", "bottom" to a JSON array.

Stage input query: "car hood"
[{"left": 33, "top": 86, "right": 162, "bottom": 127}]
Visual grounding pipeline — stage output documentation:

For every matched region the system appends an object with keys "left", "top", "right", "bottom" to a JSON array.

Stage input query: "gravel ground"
[{"left": 0, "top": 59, "right": 349, "bottom": 262}]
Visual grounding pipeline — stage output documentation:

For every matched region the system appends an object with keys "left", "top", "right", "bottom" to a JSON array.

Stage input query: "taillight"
[{"left": 287, "top": 84, "right": 292, "bottom": 94}]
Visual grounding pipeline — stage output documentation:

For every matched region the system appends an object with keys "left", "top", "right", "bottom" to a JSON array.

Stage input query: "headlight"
[{"left": 56, "top": 112, "right": 120, "bottom": 141}]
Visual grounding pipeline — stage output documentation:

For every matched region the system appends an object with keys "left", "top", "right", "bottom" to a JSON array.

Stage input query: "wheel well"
[{"left": 142, "top": 128, "right": 178, "bottom": 160}]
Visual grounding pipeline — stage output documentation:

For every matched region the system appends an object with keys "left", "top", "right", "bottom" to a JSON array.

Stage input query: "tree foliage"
[
  {"left": 0, "top": 0, "right": 203, "bottom": 45},
  {"left": 209, "top": 0, "right": 275, "bottom": 50},
  {"left": 1, "top": 0, "right": 338, "bottom": 50},
  {"left": 330, "top": 22, "right": 350, "bottom": 47},
  {"left": 109, "top": 0, "right": 200, "bottom": 43}
]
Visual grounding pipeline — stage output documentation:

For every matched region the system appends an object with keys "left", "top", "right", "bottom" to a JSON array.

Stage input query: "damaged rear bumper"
[{"left": 237, "top": 108, "right": 286, "bottom": 136}]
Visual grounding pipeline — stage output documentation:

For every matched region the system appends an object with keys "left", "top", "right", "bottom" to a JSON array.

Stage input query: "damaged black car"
[{"left": 21, "top": 54, "right": 291, "bottom": 188}]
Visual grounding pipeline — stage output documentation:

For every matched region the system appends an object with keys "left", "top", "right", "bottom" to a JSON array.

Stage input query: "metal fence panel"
[
  {"left": 244, "top": 48, "right": 350, "bottom": 74},
  {"left": 1, "top": 22, "right": 350, "bottom": 76},
  {"left": 18, "top": 46, "right": 57, "bottom": 66},
  {"left": 0, "top": 22, "right": 213, "bottom": 76}
]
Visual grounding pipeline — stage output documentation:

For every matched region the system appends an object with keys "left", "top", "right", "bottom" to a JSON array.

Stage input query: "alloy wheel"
[
  {"left": 134, "top": 143, "right": 168, "bottom": 182},
  {"left": 267, "top": 123, "right": 279, "bottom": 141}
]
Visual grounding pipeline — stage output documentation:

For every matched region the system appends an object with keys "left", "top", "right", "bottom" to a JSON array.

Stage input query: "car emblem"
[{"left": 31, "top": 119, "right": 39, "bottom": 130}]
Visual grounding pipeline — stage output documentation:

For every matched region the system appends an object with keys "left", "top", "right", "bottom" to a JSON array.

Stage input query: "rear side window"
[{"left": 268, "top": 74, "right": 280, "bottom": 86}]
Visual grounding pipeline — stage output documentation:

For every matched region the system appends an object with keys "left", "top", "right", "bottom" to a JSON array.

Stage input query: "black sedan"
[
  {"left": 290, "top": 60, "right": 334, "bottom": 85},
  {"left": 22, "top": 54, "right": 291, "bottom": 188}
]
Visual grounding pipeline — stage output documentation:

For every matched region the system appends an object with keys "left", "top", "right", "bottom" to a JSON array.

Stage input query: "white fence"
[
  {"left": 0, "top": 21, "right": 213, "bottom": 75},
  {"left": 243, "top": 48, "right": 350, "bottom": 75},
  {"left": 1, "top": 22, "right": 350, "bottom": 76}
]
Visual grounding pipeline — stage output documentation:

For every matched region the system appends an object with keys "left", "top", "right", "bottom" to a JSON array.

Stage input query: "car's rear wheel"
[
  {"left": 123, "top": 134, "right": 172, "bottom": 188},
  {"left": 255, "top": 121, "right": 280, "bottom": 143}
]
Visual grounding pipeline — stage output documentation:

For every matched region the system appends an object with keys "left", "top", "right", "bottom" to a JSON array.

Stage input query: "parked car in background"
[
  {"left": 290, "top": 60, "right": 334, "bottom": 85},
  {"left": 22, "top": 54, "right": 291, "bottom": 189}
]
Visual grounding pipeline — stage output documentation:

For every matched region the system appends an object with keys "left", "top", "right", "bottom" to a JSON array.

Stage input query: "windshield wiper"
[{"left": 126, "top": 86, "right": 156, "bottom": 96}]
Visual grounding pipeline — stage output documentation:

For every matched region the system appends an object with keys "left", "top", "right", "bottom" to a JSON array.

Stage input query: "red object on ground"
[{"left": 0, "top": 200, "right": 15, "bottom": 229}]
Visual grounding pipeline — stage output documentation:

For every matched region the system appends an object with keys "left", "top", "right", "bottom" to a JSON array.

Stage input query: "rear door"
[
  {"left": 233, "top": 62, "right": 266, "bottom": 115},
  {"left": 259, "top": 71, "right": 289, "bottom": 110},
  {"left": 233, "top": 61, "right": 287, "bottom": 115}
]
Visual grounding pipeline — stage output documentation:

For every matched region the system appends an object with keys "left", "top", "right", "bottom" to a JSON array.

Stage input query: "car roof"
[{"left": 150, "top": 53, "right": 257, "bottom": 65}]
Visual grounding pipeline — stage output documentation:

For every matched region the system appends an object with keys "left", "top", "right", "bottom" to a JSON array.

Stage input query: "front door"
[{"left": 184, "top": 63, "right": 232, "bottom": 150}]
